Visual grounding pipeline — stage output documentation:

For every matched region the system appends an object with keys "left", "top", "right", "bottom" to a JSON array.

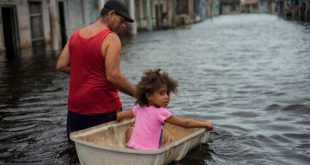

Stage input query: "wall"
[{"left": 0, "top": 0, "right": 51, "bottom": 52}]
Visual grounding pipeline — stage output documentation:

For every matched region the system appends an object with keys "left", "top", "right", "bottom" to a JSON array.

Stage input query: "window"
[
  {"left": 29, "top": 1, "right": 44, "bottom": 46},
  {"left": 176, "top": 0, "right": 189, "bottom": 15}
]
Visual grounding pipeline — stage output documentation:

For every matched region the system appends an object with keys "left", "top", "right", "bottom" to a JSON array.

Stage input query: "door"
[
  {"left": 155, "top": 4, "right": 163, "bottom": 29},
  {"left": 1, "top": 6, "right": 20, "bottom": 58},
  {"left": 58, "top": 1, "right": 67, "bottom": 48}
]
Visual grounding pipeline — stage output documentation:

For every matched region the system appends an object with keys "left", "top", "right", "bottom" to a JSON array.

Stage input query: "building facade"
[
  {"left": 206, "top": 0, "right": 221, "bottom": 18},
  {"left": 276, "top": 0, "right": 309, "bottom": 22},
  {"left": 220, "top": 0, "right": 242, "bottom": 14},
  {"left": 1, "top": 0, "right": 223, "bottom": 57},
  {"left": 0, "top": 0, "right": 50, "bottom": 56},
  {"left": 0, "top": 0, "right": 136, "bottom": 57},
  {"left": 242, "top": 0, "right": 260, "bottom": 13},
  {"left": 134, "top": 0, "right": 201, "bottom": 31},
  {"left": 194, "top": 0, "right": 207, "bottom": 21}
]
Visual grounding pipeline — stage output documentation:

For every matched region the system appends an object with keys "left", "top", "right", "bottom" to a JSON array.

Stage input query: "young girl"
[{"left": 117, "top": 69, "right": 213, "bottom": 150}]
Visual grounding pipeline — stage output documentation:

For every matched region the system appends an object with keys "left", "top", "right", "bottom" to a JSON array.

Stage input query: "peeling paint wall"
[{"left": 0, "top": 0, "right": 52, "bottom": 53}]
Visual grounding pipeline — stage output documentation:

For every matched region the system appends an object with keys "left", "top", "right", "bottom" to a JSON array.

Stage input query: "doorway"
[
  {"left": 1, "top": 6, "right": 20, "bottom": 58},
  {"left": 155, "top": 4, "right": 164, "bottom": 29},
  {"left": 58, "top": 1, "right": 67, "bottom": 48}
]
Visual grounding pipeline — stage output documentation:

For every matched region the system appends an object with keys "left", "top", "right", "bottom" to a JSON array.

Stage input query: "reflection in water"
[{"left": 0, "top": 14, "right": 310, "bottom": 164}]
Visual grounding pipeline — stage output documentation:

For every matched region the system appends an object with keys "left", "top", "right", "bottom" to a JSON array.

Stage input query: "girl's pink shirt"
[{"left": 127, "top": 105, "right": 172, "bottom": 150}]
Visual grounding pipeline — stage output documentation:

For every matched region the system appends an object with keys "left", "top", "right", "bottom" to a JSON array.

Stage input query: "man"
[{"left": 56, "top": 0, "right": 136, "bottom": 141}]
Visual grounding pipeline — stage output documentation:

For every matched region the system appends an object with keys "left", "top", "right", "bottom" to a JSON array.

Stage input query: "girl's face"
[{"left": 147, "top": 84, "right": 170, "bottom": 108}]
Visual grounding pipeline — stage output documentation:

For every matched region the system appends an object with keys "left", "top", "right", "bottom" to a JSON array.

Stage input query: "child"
[{"left": 117, "top": 69, "right": 213, "bottom": 150}]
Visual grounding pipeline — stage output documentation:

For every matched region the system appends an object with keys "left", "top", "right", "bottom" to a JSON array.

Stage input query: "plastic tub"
[{"left": 70, "top": 118, "right": 210, "bottom": 165}]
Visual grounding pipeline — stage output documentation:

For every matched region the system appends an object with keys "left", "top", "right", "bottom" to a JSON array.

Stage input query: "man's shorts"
[{"left": 67, "top": 111, "right": 117, "bottom": 142}]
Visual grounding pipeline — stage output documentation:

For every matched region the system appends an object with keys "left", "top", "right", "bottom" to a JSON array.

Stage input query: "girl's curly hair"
[{"left": 135, "top": 69, "right": 178, "bottom": 106}]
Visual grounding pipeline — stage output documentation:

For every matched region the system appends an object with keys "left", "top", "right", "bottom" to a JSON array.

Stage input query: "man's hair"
[
  {"left": 135, "top": 69, "right": 178, "bottom": 106},
  {"left": 100, "top": 8, "right": 110, "bottom": 16}
]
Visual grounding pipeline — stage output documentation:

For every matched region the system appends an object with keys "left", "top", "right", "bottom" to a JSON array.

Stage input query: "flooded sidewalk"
[{"left": 1, "top": 14, "right": 310, "bottom": 165}]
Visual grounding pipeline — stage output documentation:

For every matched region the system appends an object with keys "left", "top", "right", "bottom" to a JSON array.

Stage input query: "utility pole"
[
  {"left": 211, "top": 0, "right": 213, "bottom": 21},
  {"left": 49, "top": 0, "right": 61, "bottom": 52},
  {"left": 157, "top": 0, "right": 162, "bottom": 29},
  {"left": 146, "top": 0, "right": 153, "bottom": 31},
  {"left": 98, "top": 0, "right": 106, "bottom": 13},
  {"left": 306, "top": 0, "right": 308, "bottom": 22},
  {"left": 172, "top": 0, "right": 176, "bottom": 28},
  {"left": 129, "top": 0, "right": 137, "bottom": 35}
]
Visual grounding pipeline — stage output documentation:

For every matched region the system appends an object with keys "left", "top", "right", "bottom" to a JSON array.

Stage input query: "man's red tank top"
[{"left": 68, "top": 28, "right": 121, "bottom": 115}]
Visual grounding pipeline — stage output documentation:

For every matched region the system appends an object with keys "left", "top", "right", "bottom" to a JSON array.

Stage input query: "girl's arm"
[
  {"left": 116, "top": 110, "right": 134, "bottom": 122},
  {"left": 165, "top": 115, "right": 213, "bottom": 130}
]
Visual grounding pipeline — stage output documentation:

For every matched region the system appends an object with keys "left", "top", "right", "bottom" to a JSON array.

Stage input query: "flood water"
[{"left": 1, "top": 14, "right": 310, "bottom": 165}]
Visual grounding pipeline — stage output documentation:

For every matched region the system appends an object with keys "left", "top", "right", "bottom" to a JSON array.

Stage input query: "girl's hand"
[{"left": 205, "top": 121, "right": 213, "bottom": 130}]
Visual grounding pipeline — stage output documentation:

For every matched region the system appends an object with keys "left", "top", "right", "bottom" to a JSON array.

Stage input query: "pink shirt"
[{"left": 127, "top": 105, "right": 172, "bottom": 150}]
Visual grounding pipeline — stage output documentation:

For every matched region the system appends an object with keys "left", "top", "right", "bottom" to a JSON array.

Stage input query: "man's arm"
[
  {"left": 56, "top": 42, "right": 70, "bottom": 74},
  {"left": 116, "top": 110, "right": 134, "bottom": 122},
  {"left": 104, "top": 33, "right": 136, "bottom": 97}
]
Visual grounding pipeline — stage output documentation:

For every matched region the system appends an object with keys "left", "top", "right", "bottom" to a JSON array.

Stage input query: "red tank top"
[{"left": 68, "top": 28, "right": 121, "bottom": 115}]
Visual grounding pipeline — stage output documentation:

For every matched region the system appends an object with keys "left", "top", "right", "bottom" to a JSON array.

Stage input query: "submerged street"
[{"left": 1, "top": 14, "right": 310, "bottom": 164}]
